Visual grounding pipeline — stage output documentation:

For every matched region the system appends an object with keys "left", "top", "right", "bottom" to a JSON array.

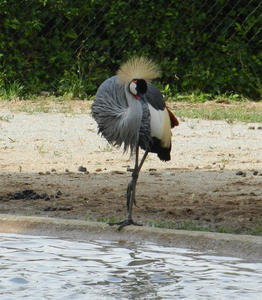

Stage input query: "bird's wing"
[
  {"left": 92, "top": 76, "right": 143, "bottom": 154},
  {"left": 144, "top": 83, "right": 179, "bottom": 128},
  {"left": 144, "top": 83, "right": 165, "bottom": 110}
]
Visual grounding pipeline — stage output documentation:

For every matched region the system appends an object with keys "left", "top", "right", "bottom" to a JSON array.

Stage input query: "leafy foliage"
[{"left": 0, "top": 0, "right": 261, "bottom": 99}]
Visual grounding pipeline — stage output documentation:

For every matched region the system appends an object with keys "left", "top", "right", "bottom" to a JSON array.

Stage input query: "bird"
[{"left": 92, "top": 57, "right": 179, "bottom": 230}]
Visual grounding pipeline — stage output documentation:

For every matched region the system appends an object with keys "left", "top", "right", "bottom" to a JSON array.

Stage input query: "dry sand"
[{"left": 0, "top": 103, "right": 262, "bottom": 234}]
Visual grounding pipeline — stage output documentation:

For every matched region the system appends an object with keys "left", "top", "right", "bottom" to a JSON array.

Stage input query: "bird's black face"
[
  {"left": 136, "top": 79, "right": 147, "bottom": 94},
  {"left": 129, "top": 79, "right": 147, "bottom": 99}
]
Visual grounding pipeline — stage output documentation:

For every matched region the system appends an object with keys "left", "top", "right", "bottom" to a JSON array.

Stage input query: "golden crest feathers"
[{"left": 117, "top": 57, "right": 161, "bottom": 84}]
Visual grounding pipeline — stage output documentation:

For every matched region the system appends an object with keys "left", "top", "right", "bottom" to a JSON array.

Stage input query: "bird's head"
[{"left": 128, "top": 79, "right": 147, "bottom": 99}]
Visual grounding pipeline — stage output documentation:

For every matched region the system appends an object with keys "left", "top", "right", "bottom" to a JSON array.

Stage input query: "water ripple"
[{"left": 0, "top": 233, "right": 261, "bottom": 299}]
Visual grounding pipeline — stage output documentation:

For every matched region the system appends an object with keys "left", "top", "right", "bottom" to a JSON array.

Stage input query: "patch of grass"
[
  {"left": 167, "top": 91, "right": 249, "bottom": 103},
  {"left": 147, "top": 220, "right": 262, "bottom": 235},
  {"left": 215, "top": 227, "right": 232, "bottom": 234},
  {"left": 0, "top": 81, "right": 24, "bottom": 101},
  {"left": 250, "top": 223, "right": 262, "bottom": 236},
  {"left": 3, "top": 96, "right": 81, "bottom": 114},
  {"left": 0, "top": 114, "right": 13, "bottom": 122},
  {"left": 85, "top": 215, "right": 262, "bottom": 235},
  {"left": 165, "top": 91, "right": 262, "bottom": 123},
  {"left": 93, "top": 216, "right": 122, "bottom": 224},
  {"left": 174, "top": 102, "right": 262, "bottom": 123},
  {"left": 20, "top": 102, "right": 51, "bottom": 114},
  {"left": 57, "top": 68, "right": 86, "bottom": 100},
  {"left": 35, "top": 144, "right": 49, "bottom": 155},
  {"left": 142, "top": 218, "right": 262, "bottom": 235},
  {"left": 0, "top": 92, "right": 261, "bottom": 123},
  {"left": 147, "top": 220, "right": 211, "bottom": 232},
  {"left": 168, "top": 92, "right": 213, "bottom": 103}
]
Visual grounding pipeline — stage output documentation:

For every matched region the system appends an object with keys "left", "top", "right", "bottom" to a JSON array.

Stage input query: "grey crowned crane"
[{"left": 92, "top": 57, "right": 179, "bottom": 230}]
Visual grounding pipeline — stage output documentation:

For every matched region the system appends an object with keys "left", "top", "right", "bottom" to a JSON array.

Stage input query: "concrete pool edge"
[{"left": 0, "top": 214, "right": 261, "bottom": 259}]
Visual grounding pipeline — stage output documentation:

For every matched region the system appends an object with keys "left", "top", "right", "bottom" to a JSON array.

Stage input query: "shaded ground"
[{"left": 0, "top": 101, "right": 262, "bottom": 234}]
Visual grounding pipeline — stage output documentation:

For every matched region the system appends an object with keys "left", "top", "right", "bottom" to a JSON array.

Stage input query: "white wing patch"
[{"left": 148, "top": 104, "right": 171, "bottom": 148}]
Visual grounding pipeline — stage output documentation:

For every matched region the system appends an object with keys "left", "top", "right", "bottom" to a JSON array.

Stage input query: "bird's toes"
[{"left": 108, "top": 219, "right": 142, "bottom": 231}]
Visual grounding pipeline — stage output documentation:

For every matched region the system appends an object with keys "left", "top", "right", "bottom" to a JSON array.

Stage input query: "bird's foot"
[{"left": 108, "top": 218, "right": 142, "bottom": 231}]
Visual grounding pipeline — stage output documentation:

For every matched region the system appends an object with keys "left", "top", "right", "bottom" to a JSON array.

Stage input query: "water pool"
[{"left": 0, "top": 233, "right": 261, "bottom": 299}]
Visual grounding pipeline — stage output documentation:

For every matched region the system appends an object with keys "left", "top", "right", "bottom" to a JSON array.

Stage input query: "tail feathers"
[
  {"left": 150, "top": 137, "right": 171, "bottom": 161},
  {"left": 157, "top": 148, "right": 171, "bottom": 161}
]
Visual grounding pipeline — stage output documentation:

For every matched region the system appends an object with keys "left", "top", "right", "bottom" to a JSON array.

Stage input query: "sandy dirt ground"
[{"left": 0, "top": 101, "right": 262, "bottom": 234}]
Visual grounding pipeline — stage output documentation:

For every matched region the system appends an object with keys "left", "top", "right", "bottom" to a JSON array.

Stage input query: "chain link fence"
[{"left": 0, "top": 0, "right": 261, "bottom": 98}]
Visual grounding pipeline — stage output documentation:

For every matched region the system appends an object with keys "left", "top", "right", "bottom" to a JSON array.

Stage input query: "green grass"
[
  {"left": 148, "top": 220, "right": 262, "bottom": 235},
  {"left": 0, "top": 81, "right": 25, "bottom": 101},
  {"left": 251, "top": 223, "right": 262, "bottom": 236},
  {"left": 85, "top": 215, "right": 262, "bottom": 235},
  {"left": 0, "top": 90, "right": 261, "bottom": 123},
  {"left": 166, "top": 92, "right": 262, "bottom": 123},
  {"left": 167, "top": 91, "right": 249, "bottom": 103},
  {"left": 146, "top": 219, "right": 212, "bottom": 232},
  {"left": 86, "top": 216, "right": 262, "bottom": 236},
  {"left": 88, "top": 215, "right": 122, "bottom": 224},
  {"left": 175, "top": 105, "right": 262, "bottom": 123},
  {"left": 0, "top": 114, "right": 13, "bottom": 122}
]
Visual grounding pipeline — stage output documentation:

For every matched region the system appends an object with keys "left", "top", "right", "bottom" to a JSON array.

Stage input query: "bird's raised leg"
[{"left": 109, "top": 146, "right": 148, "bottom": 231}]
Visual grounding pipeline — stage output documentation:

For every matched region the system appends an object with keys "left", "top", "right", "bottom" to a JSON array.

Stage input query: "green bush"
[{"left": 0, "top": 0, "right": 261, "bottom": 99}]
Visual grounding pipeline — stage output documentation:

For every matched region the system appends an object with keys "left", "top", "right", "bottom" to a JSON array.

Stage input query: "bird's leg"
[
  {"left": 127, "top": 147, "right": 148, "bottom": 209},
  {"left": 109, "top": 146, "right": 148, "bottom": 231},
  {"left": 126, "top": 145, "right": 139, "bottom": 210}
]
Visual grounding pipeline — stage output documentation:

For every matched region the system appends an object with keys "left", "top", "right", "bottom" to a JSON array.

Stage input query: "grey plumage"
[{"left": 92, "top": 76, "right": 151, "bottom": 154}]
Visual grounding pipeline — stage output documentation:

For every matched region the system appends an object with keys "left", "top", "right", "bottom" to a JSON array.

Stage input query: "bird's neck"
[
  {"left": 125, "top": 85, "right": 139, "bottom": 104},
  {"left": 124, "top": 85, "right": 143, "bottom": 144}
]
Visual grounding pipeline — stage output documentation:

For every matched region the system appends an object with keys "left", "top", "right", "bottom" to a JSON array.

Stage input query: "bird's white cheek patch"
[{"left": 129, "top": 82, "right": 137, "bottom": 96}]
